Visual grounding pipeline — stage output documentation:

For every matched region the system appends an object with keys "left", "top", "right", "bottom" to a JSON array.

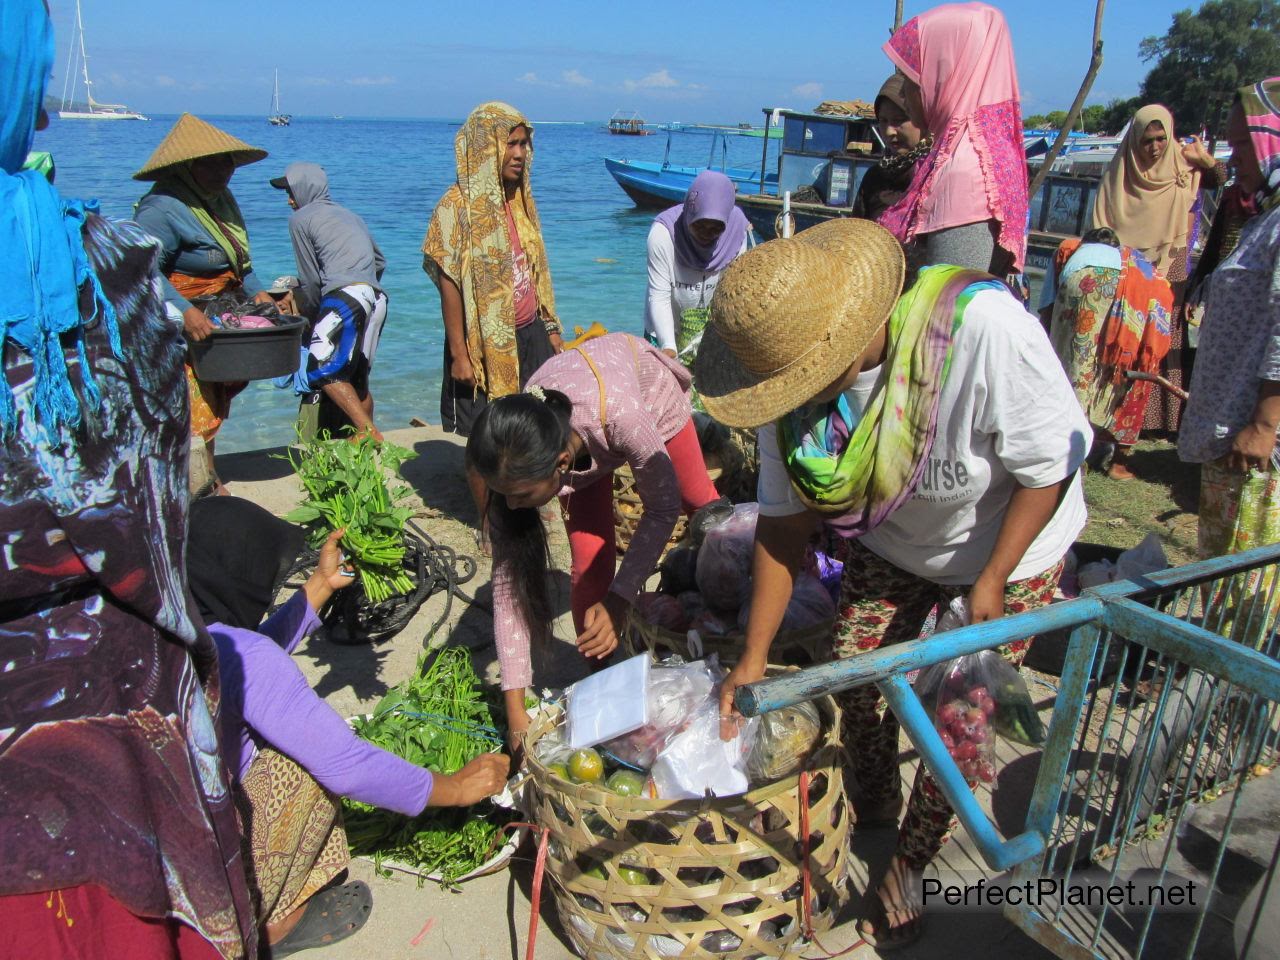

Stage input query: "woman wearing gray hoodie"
[{"left": 272, "top": 161, "right": 387, "bottom": 440}]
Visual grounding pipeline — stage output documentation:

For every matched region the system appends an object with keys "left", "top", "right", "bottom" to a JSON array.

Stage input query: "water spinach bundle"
[
  {"left": 342, "top": 647, "right": 511, "bottom": 886},
  {"left": 284, "top": 432, "right": 417, "bottom": 603}
]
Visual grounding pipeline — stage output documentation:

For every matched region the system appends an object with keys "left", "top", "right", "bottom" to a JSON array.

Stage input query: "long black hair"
[{"left": 466, "top": 389, "right": 574, "bottom": 642}]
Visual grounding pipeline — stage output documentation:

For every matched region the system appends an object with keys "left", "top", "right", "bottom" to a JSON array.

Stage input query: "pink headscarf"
[{"left": 879, "top": 2, "right": 1028, "bottom": 271}]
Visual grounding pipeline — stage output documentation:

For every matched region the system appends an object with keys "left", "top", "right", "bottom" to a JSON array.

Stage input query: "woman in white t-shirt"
[
  {"left": 644, "top": 170, "right": 751, "bottom": 358},
  {"left": 694, "top": 219, "right": 1090, "bottom": 950}
]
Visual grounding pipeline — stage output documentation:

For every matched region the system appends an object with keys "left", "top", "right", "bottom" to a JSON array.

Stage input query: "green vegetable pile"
[
  {"left": 283, "top": 431, "right": 417, "bottom": 603},
  {"left": 342, "top": 647, "right": 512, "bottom": 887}
]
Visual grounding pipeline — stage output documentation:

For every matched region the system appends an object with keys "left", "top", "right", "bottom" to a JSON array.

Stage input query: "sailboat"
[
  {"left": 268, "top": 70, "right": 291, "bottom": 127},
  {"left": 57, "top": 0, "right": 147, "bottom": 120}
]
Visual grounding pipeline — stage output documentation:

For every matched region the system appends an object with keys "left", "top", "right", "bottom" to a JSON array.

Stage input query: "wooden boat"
[
  {"left": 735, "top": 106, "right": 1104, "bottom": 274},
  {"left": 604, "top": 129, "right": 778, "bottom": 209},
  {"left": 608, "top": 111, "right": 651, "bottom": 135}
]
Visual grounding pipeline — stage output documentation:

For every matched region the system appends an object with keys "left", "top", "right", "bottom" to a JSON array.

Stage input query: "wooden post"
[{"left": 1027, "top": 0, "right": 1106, "bottom": 203}]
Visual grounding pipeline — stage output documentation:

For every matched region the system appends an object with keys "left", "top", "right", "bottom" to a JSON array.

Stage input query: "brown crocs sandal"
[{"left": 270, "top": 880, "right": 372, "bottom": 957}]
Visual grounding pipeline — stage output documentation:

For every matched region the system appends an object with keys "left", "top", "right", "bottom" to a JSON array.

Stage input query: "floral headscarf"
[
  {"left": 1239, "top": 77, "right": 1280, "bottom": 214},
  {"left": 423, "top": 102, "right": 560, "bottom": 398}
]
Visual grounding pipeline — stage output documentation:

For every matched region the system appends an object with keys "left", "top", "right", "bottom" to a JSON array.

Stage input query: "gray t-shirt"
[{"left": 1179, "top": 204, "right": 1280, "bottom": 466}]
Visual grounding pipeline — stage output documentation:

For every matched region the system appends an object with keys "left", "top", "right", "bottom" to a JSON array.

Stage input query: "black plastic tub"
[{"left": 186, "top": 316, "right": 307, "bottom": 382}]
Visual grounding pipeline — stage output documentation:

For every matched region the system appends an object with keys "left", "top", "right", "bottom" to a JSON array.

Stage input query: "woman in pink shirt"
[{"left": 466, "top": 332, "right": 722, "bottom": 742}]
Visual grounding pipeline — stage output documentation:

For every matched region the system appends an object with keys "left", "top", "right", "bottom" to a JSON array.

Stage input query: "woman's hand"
[
  {"left": 549, "top": 331, "right": 565, "bottom": 354},
  {"left": 183, "top": 305, "right": 215, "bottom": 341},
  {"left": 717, "top": 652, "right": 767, "bottom": 741},
  {"left": 577, "top": 593, "right": 628, "bottom": 660},
  {"left": 662, "top": 348, "right": 678, "bottom": 360},
  {"left": 303, "top": 528, "right": 355, "bottom": 611},
  {"left": 1228, "top": 422, "right": 1277, "bottom": 473},
  {"left": 967, "top": 572, "right": 1006, "bottom": 624},
  {"left": 1180, "top": 135, "right": 1216, "bottom": 171},
  {"left": 450, "top": 352, "right": 476, "bottom": 388},
  {"left": 428, "top": 753, "right": 512, "bottom": 807}
]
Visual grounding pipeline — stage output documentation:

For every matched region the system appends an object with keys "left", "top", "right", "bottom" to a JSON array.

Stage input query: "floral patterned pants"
[{"left": 831, "top": 541, "right": 1062, "bottom": 870}]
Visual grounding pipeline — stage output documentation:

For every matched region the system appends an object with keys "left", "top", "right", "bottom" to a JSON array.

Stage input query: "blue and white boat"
[{"left": 605, "top": 129, "right": 778, "bottom": 209}]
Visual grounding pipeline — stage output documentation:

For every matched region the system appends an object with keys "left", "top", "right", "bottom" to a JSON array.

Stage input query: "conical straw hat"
[
  {"left": 133, "top": 113, "right": 268, "bottom": 181},
  {"left": 694, "top": 218, "right": 905, "bottom": 429}
]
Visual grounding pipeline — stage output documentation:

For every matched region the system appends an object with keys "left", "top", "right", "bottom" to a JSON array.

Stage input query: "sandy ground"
[{"left": 217, "top": 426, "right": 1068, "bottom": 960}]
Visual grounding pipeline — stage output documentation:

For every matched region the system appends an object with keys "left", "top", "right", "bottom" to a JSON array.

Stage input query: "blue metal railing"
[{"left": 735, "top": 543, "right": 1280, "bottom": 960}]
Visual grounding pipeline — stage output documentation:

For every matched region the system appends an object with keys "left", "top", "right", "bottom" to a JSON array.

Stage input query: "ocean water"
[{"left": 34, "top": 115, "right": 777, "bottom": 453}]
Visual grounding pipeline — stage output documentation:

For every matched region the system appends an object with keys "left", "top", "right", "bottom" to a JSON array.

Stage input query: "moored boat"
[
  {"left": 268, "top": 69, "right": 291, "bottom": 126},
  {"left": 57, "top": 0, "right": 146, "bottom": 120},
  {"left": 608, "top": 111, "right": 651, "bottom": 135}
]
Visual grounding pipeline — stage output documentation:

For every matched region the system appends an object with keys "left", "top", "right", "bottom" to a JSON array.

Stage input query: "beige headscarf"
[
  {"left": 1090, "top": 104, "right": 1200, "bottom": 276},
  {"left": 422, "top": 102, "right": 560, "bottom": 398}
]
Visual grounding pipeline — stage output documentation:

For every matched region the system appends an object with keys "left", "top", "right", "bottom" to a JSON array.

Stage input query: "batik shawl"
[
  {"left": 777, "top": 265, "right": 1002, "bottom": 537},
  {"left": 1053, "top": 238, "right": 1172, "bottom": 378},
  {"left": 1240, "top": 77, "right": 1280, "bottom": 214},
  {"left": 422, "top": 101, "right": 560, "bottom": 397}
]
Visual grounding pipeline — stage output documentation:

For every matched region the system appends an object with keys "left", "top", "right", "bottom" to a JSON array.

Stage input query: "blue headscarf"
[{"left": 0, "top": 0, "right": 121, "bottom": 438}]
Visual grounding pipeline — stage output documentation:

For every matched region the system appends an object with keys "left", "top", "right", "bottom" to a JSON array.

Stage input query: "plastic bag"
[
  {"left": 687, "top": 496, "right": 735, "bottom": 547},
  {"left": 634, "top": 591, "right": 689, "bottom": 632},
  {"left": 736, "top": 573, "right": 835, "bottom": 633},
  {"left": 747, "top": 700, "right": 822, "bottom": 782},
  {"left": 1078, "top": 534, "right": 1169, "bottom": 589},
  {"left": 566, "top": 654, "right": 651, "bottom": 748},
  {"left": 601, "top": 659, "right": 718, "bottom": 768},
  {"left": 650, "top": 699, "right": 758, "bottom": 799},
  {"left": 658, "top": 542, "right": 700, "bottom": 595},
  {"left": 695, "top": 503, "right": 759, "bottom": 613},
  {"left": 690, "top": 608, "right": 734, "bottom": 637},
  {"left": 813, "top": 549, "right": 844, "bottom": 604}
]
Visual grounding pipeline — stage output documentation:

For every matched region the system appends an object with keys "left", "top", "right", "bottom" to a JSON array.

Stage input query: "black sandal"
[{"left": 270, "top": 880, "right": 373, "bottom": 957}]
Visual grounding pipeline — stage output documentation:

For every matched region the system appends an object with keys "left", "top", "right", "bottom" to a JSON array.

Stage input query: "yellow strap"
[{"left": 574, "top": 346, "right": 608, "bottom": 428}]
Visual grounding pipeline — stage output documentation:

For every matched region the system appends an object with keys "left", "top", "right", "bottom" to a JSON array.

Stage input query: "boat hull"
[
  {"left": 604, "top": 157, "right": 777, "bottom": 209},
  {"left": 58, "top": 110, "right": 146, "bottom": 120}
]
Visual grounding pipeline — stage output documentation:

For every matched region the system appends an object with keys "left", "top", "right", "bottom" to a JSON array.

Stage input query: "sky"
[{"left": 51, "top": 0, "right": 1196, "bottom": 121}]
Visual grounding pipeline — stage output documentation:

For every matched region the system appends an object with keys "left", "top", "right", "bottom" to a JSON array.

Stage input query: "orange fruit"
[{"left": 567, "top": 748, "right": 604, "bottom": 783}]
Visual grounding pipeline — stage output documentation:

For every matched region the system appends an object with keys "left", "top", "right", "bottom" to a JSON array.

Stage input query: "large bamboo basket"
[
  {"left": 612, "top": 441, "right": 746, "bottom": 557},
  {"left": 525, "top": 695, "right": 850, "bottom": 959},
  {"left": 623, "top": 608, "right": 832, "bottom": 668}
]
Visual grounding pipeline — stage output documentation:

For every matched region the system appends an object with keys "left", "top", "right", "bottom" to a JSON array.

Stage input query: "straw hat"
[
  {"left": 694, "top": 218, "right": 905, "bottom": 428},
  {"left": 133, "top": 113, "right": 268, "bottom": 181}
]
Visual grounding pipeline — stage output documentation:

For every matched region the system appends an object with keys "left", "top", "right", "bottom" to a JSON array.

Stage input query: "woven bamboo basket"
[
  {"left": 612, "top": 450, "right": 729, "bottom": 557},
  {"left": 623, "top": 608, "right": 831, "bottom": 668},
  {"left": 525, "top": 696, "right": 850, "bottom": 959}
]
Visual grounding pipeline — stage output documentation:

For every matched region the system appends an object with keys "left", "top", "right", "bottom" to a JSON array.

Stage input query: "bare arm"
[
  {"left": 437, "top": 273, "right": 474, "bottom": 387},
  {"left": 968, "top": 479, "right": 1068, "bottom": 622},
  {"left": 1228, "top": 381, "right": 1280, "bottom": 472},
  {"left": 717, "top": 510, "right": 819, "bottom": 736}
]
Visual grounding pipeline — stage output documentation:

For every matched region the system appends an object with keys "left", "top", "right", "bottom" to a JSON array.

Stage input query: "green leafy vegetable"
[
  {"left": 342, "top": 647, "right": 512, "bottom": 887},
  {"left": 282, "top": 429, "right": 418, "bottom": 604}
]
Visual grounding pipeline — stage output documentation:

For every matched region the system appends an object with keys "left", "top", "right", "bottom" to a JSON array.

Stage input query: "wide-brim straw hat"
[
  {"left": 694, "top": 218, "right": 906, "bottom": 428},
  {"left": 133, "top": 113, "right": 268, "bottom": 181}
]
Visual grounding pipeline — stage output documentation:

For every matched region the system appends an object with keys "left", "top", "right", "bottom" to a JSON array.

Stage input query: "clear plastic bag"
[
  {"left": 736, "top": 573, "right": 835, "bottom": 633},
  {"left": 747, "top": 699, "right": 822, "bottom": 782},
  {"left": 601, "top": 658, "right": 718, "bottom": 769},
  {"left": 650, "top": 699, "right": 758, "bottom": 799},
  {"left": 695, "top": 503, "right": 759, "bottom": 613}
]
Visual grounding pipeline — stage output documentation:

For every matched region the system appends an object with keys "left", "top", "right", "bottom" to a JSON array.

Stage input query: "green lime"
[
  {"left": 606, "top": 769, "right": 646, "bottom": 797},
  {"left": 567, "top": 748, "right": 604, "bottom": 783},
  {"left": 547, "top": 762, "right": 570, "bottom": 781}
]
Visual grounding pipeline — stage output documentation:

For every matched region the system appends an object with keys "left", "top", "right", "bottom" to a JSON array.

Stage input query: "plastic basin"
[{"left": 186, "top": 315, "right": 307, "bottom": 382}]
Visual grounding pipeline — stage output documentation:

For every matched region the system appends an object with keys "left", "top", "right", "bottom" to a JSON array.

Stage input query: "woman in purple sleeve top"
[
  {"left": 187, "top": 497, "right": 508, "bottom": 956},
  {"left": 466, "top": 332, "right": 723, "bottom": 748}
]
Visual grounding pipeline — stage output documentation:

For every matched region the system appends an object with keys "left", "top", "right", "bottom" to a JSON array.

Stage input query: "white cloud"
[
  {"left": 792, "top": 82, "right": 823, "bottom": 99},
  {"left": 561, "top": 68, "right": 592, "bottom": 87},
  {"left": 299, "top": 76, "right": 335, "bottom": 88},
  {"left": 154, "top": 75, "right": 177, "bottom": 88},
  {"left": 517, "top": 71, "right": 553, "bottom": 86},
  {"left": 347, "top": 76, "right": 395, "bottom": 87},
  {"left": 624, "top": 68, "right": 680, "bottom": 92}
]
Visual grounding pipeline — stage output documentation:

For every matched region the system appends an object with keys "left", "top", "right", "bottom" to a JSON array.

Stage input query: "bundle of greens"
[
  {"left": 283, "top": 431, "right": 417, "bottom": 604},
  {"left": 342, "top": 647, "right": 512, "bottom": 887}
]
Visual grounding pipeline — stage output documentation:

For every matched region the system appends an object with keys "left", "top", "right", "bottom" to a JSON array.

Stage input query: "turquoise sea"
[{"left": 34, "top": 115, "right": 778, "bottom": 453}]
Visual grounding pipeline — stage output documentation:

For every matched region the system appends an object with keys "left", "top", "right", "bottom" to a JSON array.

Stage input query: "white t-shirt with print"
[
  {"left": 757, "top": 287, "right": 1092, "bottom": 585},
  {"left": 644, "top": 223, "right": 748, "bottom": 351}
]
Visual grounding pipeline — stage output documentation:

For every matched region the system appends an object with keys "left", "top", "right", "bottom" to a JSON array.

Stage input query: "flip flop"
[
  {"left": 270, "top": 880, "right": 373, "bottom": 958},
  {"left": 857, "top": 894, "right": 924, "bottom": 952}
]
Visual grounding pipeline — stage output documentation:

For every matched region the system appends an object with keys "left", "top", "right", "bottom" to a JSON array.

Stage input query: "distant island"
[{"left": 43, "top": 93, "right": 91, "bottom": 114}]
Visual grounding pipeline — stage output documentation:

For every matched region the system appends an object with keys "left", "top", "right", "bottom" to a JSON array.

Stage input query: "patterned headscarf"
[
  {"left": 423, "top": 102, "right": 560, "bottom": 398},
  {"left": 879, "top": 2, "right": 1028, "bottom": 271},
  {"left": 0, "top": 0, "right": 120, "bottom": 437},
  {"left": 1239, "top": 77, "right": 1280, "bottom": 213},
  {"left": 1091, "top": 104, "right": 1200, "bottom": 275}
]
